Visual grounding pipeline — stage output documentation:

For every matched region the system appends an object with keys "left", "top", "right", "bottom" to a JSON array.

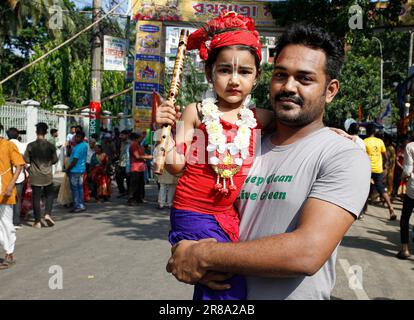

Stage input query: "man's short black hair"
[
  {"left": 366, "top": 123, "right": 376, "bottom": 136},
  {"left": 50, "top": 128, "right": 58, "bottom": 135},
  {"left": 36, "top": 122, "right": 48, "bottom": 135},
  {"left": 120, "top": 129, "right": 129, "bottom": 135},
  {"left": 70, "top": 126, "right": 76, "bottom": 129},
  {"left": 275, "top": 24, "right": 344, "bottom": 80},
  {"left": 129, "top": 132, "right": 139, "bottom": 140},
  {"left": 6, "top": 127, "right": 20, "bottom": 140},
  {"left": 348, "top": 123, "right": 360, "bottom": 136},
  {"left": 76, "top": 131, "right": 85, "bottom": 139}
]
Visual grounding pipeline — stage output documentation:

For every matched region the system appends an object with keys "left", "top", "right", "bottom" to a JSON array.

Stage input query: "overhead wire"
[{"left": 0, "top": 0, "right": 129, "bottom": 85}]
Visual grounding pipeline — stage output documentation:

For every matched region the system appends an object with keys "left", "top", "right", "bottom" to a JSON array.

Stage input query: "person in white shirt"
[
  {"left": 347, "top": 122, "right": 365, "bottom": 151},
  {"left": 6, "top": 128, "right": 27, "bottom": 229}
]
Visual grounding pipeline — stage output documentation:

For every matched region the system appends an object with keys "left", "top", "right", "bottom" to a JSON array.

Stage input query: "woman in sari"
[{"left": 90, "top": 144, "right": 112, "bottom": 202}]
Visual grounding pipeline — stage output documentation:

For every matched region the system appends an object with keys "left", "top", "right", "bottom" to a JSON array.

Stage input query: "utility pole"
[
  {"left": 123, "top": 13, "right": 131, "bottom": 129},
  {"left": 89, "top": 0, "right": 102, "bottom": 140},
  {"left": 409, "top": 31, "right": 414, "bottom": 70},
  {"left": 372, "top": 37, "right": 383, "bottom": 104}
]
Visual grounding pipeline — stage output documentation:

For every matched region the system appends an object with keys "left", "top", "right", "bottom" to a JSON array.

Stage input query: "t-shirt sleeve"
[
  {"left": 380, "top": 141, "right": 386, "bottom": 153},
  {"left": 308, "top": 148, "right": 371, "bottom": 218},
  {"left": 10, "top": 142, "right": 25, "bottom": 167},
  {"left": 72, "top": 146, "right": 80, "bottom": 159}
]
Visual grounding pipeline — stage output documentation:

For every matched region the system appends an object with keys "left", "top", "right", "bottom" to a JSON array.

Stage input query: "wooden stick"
[{"left": 153, "top": 29, "right": 189, "bottom": 175}]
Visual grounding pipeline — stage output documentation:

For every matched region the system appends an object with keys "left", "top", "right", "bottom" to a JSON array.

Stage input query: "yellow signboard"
[
  {"left": 132, "top": 0, "right": 274, "bottom": 27},
  {"left": 135, "top": 20, "right": 163, "bottom": 56},
  {"left": 133, "top": 108, "right": 153, "bottom": 131}
]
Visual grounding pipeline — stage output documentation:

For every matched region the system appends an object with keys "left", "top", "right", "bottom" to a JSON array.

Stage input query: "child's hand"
[{"left": 156, "top": 101, "right": 181, "bottom": 126}]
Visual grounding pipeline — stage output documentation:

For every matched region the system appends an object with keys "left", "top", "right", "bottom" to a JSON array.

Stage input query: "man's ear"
[{"left": 325, "top": 79, "right": 339, "bottom": 104}]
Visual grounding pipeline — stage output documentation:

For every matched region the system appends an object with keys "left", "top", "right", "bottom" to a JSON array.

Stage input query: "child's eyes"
[
  {"left": 217, "top": 68, "right": 232, "bottom": 74},
  {"left": 216, "top": 69, "right": 253, "bottom": 75}
]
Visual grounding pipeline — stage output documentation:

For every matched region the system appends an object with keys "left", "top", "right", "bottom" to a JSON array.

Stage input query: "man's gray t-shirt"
[{"left": 236, "top": 127, "right": 371, "bottom": 300}]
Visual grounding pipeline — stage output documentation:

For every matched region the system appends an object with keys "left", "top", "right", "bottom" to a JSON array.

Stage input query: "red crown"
[{"left": 187, "top": 11, "right": 261, "bottom": 62}]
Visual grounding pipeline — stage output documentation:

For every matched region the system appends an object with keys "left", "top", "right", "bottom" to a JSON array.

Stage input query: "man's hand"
[
  {"left": 199, "top": 271, "right": 233, "bottom": 290},
  {"left": 3, "top": 185, "right": 13, "bottom": 198},
  {"left": 166, "top": 238, "right": 217, "bottom": 284}
]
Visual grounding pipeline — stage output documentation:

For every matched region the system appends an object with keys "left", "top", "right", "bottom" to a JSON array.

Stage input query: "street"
[{"left": 0, "top": 179, "right": 413, "bottom": 300}]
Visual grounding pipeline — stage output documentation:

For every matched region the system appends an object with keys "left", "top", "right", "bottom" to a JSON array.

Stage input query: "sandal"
[
  {"left": 44, "top": 215, "right": 55, "bottom": 227},
  {"left": 396, "top": 251, "right": 410, "bottom": 260},
  {"left": 0, "top": 261, "right": 9, "bottom": 270}
]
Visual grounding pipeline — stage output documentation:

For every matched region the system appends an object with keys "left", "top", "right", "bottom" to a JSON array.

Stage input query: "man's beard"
[{"left": 272, "top": 92, "right": 324, "bottom": 127}]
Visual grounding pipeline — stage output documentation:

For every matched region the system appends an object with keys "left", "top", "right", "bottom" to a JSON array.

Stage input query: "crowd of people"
[{"left": 0, "top": 121, "right": 178, "bottom": 269}]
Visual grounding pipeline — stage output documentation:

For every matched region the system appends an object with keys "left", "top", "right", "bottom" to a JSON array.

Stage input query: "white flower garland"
[{"left": 201, "top": 92, "right": 257, "bottom": 168}]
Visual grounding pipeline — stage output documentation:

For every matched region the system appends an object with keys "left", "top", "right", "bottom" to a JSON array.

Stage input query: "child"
[{"left": 156, "top": 11, "right": 275, "bottom": 300}]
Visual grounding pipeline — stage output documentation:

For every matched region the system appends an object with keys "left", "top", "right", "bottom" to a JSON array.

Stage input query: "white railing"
[
  {"left": 38, "top": 108, "right": 60, "bottom": 133},
  {"left": 1, "top": 101, "right": 69, "bottom": 172},
  {"left": 0, "top": 103, "right": 28, "bottom": 142}
]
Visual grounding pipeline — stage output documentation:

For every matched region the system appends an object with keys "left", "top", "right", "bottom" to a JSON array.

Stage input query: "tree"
[
  {"left": 269, "top": 0, "right": 407, "bottom": 41},
  {"left": 0, "top": 0, "right": 75, "bottom": 44}
]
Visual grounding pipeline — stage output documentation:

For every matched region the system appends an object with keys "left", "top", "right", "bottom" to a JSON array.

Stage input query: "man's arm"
[
  {"left": 66, "top": 158, "right": 78, "bottom": 172},
  {"left": 52, "top": 146, "right": 58, "bottom": 164},
  {"left": 402, "top": 144, "right": 413, "bottom": 179},
  {"left": 167, "top": 198, "right": 355, "bottom": 284},
  {"left": 3, "top": 165, "right": 22, "bottom": 197}
]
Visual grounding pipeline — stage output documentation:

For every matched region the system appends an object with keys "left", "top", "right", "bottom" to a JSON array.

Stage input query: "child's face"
[{"left": 210, "top": 47, "right": 257, "bottom": 107}]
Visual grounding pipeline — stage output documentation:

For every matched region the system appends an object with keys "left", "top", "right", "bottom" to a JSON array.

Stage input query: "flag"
[
  {"left": 358, "top": 105, "right": 362, "bottom": 122},
  {"left": 380, "top": 99, "right": 391, "bottom": 121}
]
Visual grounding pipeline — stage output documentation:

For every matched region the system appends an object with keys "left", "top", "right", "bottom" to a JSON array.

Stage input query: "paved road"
[{"left": 0, "top": 179, "right": 413, "bottom": 300}]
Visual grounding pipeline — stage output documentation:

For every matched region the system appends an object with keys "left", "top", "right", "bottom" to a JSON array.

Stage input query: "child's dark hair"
[
  {"left": 205, "top": 45, "right": 261, "bottom": 78},
  {"left": 275, "top": 24, "right": 344, "bottom": 80}
]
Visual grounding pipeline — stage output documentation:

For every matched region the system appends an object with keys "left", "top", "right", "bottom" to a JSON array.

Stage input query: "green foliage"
[
  {"left": 0, "top": 84, "right": 5, "bottom": 105},
  {"left": 102, "top": 70, "right": 126, "bottom": 115},
  {"left": 252, "top": 63, "right": 273, "bottom": 109},
  {"left": 269, "top": 0, "right": 407, "bottom": 41},
  {"left": 268, "top": 1, "right": 411, "bottom": 127},
  {"left": 165, "top": 56, "right": 208, "bottom": 108},
  {"left": 325, "top": 51, "right": 381, "bottom": 126}
]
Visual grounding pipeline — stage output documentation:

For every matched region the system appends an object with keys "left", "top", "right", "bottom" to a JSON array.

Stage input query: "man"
[
  {"left": 115, "top": 130, "right": 130, "bottom": 197},
  {"left": 6, "top": 128, "right": 27, "bottom": 229},
  {"left": 66, "top": 126, "right": 76, "bottom": 154},
  {"left": 364, "top": 123, "right": 396, "bottom": 220},
  {"left": 128, "top": 132, "right": 152, "bottom": 206},
  {"left": 0, "top": 123, "right": 25, "bottom": 269},
  {"left": 24, "top": 123, "right": 58, "bottom": 229},
  {"left": 396, "top": 140, "right": 414, "bottom": 259},
  {"left": 86, "top": 138, "right": 97, "bottom": 197},
  {"left": 347, "top": 122, "right": 365, "bottom": 151},
  {"left": 102, "top": 132, "right": 116, "bottom": 165},
  {"left": 48, "top": 129, "right": 61, "bottom": 148},
  {"left": 48, "top": 128, "right": 62, "bottom": 175},
  {"left": 66, "top": 131, "right": 88, "bottom": 213},
  {"left": 166, "top": 24, "right": 371, "bottom": 300}
]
